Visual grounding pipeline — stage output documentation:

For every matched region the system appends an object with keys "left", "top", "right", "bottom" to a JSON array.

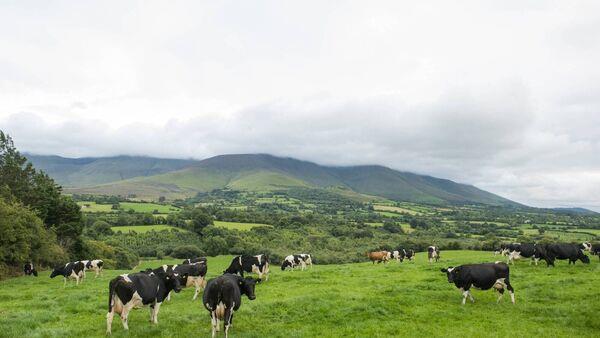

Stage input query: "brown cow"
[{"left": 366, "top": 251, "right": 390, "bottom": 264}]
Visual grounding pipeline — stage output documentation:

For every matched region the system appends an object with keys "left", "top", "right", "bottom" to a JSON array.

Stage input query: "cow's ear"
[{"left": 440, "top": 268, "right": 447, "bottom": 273}]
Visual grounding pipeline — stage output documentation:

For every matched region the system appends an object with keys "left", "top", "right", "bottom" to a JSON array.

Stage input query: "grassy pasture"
[
  {"left": 119, "top": 202, "right": 181, "bottom": 213},
  {"left": 373, "top": 204, "right": 420, "bottom": 215},
  {"left": 213, "top": 221, "right": 272, "bottom": 231},
  {"left": 77, "top": 201, "right": 114, "bottom": 213},
  {"left": 111, "top": 225, "right": 187, "bottom": 233},
  {"left": 1, "top": 251, "right": 598, "bottom": 337}
]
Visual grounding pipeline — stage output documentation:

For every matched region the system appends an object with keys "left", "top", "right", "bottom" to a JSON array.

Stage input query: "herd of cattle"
[{"left": 20, "top": 241, "right": 598, "bottom": 336}]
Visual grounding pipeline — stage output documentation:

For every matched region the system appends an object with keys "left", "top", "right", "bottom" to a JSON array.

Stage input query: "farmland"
[
  {"left": 78, "top": 201, "right": 180, "bottom": 214},
  {"left": 1, "top": 251, "right": 599, "bottom": 337},
  {"left": 111, "top": 225, "right": 186, "bottom": 233},
  {"left": 213, "top": 221, "right": 272, "bottom": 231}
]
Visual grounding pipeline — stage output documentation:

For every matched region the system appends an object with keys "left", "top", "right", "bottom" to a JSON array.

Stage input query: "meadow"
[
  {"left": 1, "top": 250, "right": 598, "bottom": 337},
  {"left": 77, "top": 201, "right": 180, "bottom": 214},
  {"left": 213, "top": 221, "right": 273, "bottom": 231},
  {"left": 110, "top": 225, "right": 186, "bottom": 233}
]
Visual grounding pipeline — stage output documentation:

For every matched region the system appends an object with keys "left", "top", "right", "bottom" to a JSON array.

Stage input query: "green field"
[
  {"left": 1, "top": 251, "right": 598, "bottom": 337},
  {"left": 78, "top": 201, "right": 180, "bottom": 214},
  {"left": 373, "top": 204, "right": 420, "bottom": 215},
  {"left": 78, "top": 201, "right": 115, "bottom": 213},
  {"left": 111, "top": 225, "right": 186, "bottom": 233},
  {"left": 213, "top": 221, "right": 272, "bottom": 231}
]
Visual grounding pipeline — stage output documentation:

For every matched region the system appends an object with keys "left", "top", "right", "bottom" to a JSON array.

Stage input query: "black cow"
[
  {"left": 506, "top": 243, "right": 542, "bottom": 265},
  {"left": 427, "top": 246, "right": 440, "bottom": 263},
  {"left": 224, "top": 254, "right": 270, "bottom": 281},
  {"left": 500, "top": 243, "right": 520, "bottom": 256},
  {"left": 203, "top": 274, "right": 260, "bottom": 338},
  {"left": 542, "top": 243, "right": 590, "bottom": 266},
  {"left": 441, "top": 262, "right": 515, "bottom": 305},
  {"left": 50, "top": 261, "right": 85, "bottom": 286},
  {"left": 106, "top": 271, "right": 182, "bottom": 334},
  {"left": 591, "top": 243, "right": 600, "bottom": 260},
  {"left": 281, "top": 254, "right": 313, "bottom": 271},
  {"left": 152, "top": 263, "right": 208, "bottom": 300},
  {"left": 23, "top": 262, "right": 38, "bottom": 277},
  {"left": 182, "top": 257, "right": 207, "bottom": 265}
]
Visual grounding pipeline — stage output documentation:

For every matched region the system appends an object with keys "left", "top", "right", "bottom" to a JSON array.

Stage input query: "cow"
[
  {"left": 441, "top": 262, "right": 515, "bottom": 305},
  {"left": 151, "top": 263, "right": 208, "bottom": 300},
  {"left": 23, "top": 262, "right": 38, "bottom": 277},
  {"left": 591, "top": 243, "right": 600, "bottom": 260},
  {"left": 50, "top": 261, "right": 85, "bottom": 286},
  {"left": 427, "top": 246, "right": 440, "bottom": 263},
  {"left": 203, "top": 274, "right": 260, "bottom": 338},
  {"left": 81, "top": 259, "right": 104, "bottom": 278},
  {"left": 580, "top": 242, "right": 592, "bottom": 252},
  {"left": 506, "top": 243, "right": 542, "bottom": 265},
  {"left": 224, "top": 254, "right": 270, "bottom": 281},
  {"left": 542, "top": 243, "right": 590, "bottom": 266},
  {"left": 182, "top": 257, "right": 207, "bottom": 265},
  {"left": 499, "top": 243, "right": 520, "bottom": 256},
  {"left": 281, "top": 254, "right": 313, "bottom": 271},
  {"left": 106, "top": 270, "right": 182, "bottom": 334},
  {"left": 366, "top": 251, "right": 390, "bottom": 264},
  {"left": 389, "top": 250, "right": 403, "bottom": 262},
  {"left": 403, "top": 249, "right": 415, "bottom": 261}
]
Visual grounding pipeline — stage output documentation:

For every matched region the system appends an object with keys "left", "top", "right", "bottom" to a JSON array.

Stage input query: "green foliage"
[{"left": 171, "top": 245, "right": 204, "bottom": 258}]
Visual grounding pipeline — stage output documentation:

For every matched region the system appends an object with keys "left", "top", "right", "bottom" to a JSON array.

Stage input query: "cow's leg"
[
  {"left": 75, "top": 274, "right": 80, "bottom": 286},
  {"left": 106, "top": 310, "right": 115, "bottom": 334},
  {"left": 534, "top": 257, "right": 539, "bottom": 266},
  {"left": 505, "top": 279, "right": 516, "bottom": 304},
  {"left": 120, "top": 305, "right": 131, "bottom": 330},
  {"left": 166, "top": 291, "right": 171, "bottom": 301},
  {"left": 459, "top": 288, "right": 468, "bottom": 305},
  {"left": 496, "top": 288, "right": 505, "bottom": 303},
  {"left": 152, "top": 302, "right": 162, "bottom": 324},
  {"left": 224, "top": 304, "right": 234, "bottom": 338},
  {"left": 193, "top": 280, "right": 200, "bottom": 301},
  {"left": 467, "top": 290, "right": 474, "bottom": 303},
  {"left": 63, "top": 277, "right": 67, "bottom": 287},
  {"left": 211, "top": 311, "right": 217, "bottom": 338},
  {"left": 149, "top": 304, "right": 155, "bottom": 322}
]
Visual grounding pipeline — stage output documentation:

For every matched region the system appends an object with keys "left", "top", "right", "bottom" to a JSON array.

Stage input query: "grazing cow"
[
  {"left": 506, "top": 243, "right": 542, "bottom": 265},
  {"left": 106, "top": 271, "right": 182, "bottom": 334},
  {"left": 281, "top": 254, "right": 313, "bottom": 271},
  {"left": 441, "top": 262, "right": 515, "bottom": 305},
  {"left": 224, "top": 254, "right": 270, "bottom": 281},
  {"left": 591, "top": 243, "right": 600, "bottom": 260},
  {"left": 403, "top": 249, "right": 415, "bottom": 261},
  {"left": 366, "top": 251, "right": 390, "bottom": 264},
  {"left": 152, "top": 263, "right": 208, "bottom": 300},
  {"left": 580, "top": 242, "right": 592, "bottom": 252},
  {"left": 50, "top": 261, "right": 85, "bottom": 286},
  {"left": 500, "top": 243, "right": 520, "bottom": 256},
  {"left": 542, "top": 243, "right": 590, "bottom": 266},
  {"left": 182, "top": 257, "right": 207, "bottom": 265},
  {"left": 203, "top": 274, "right": 260, "bottom": 338},
  {"left": 427, "top": 246, "right": 440, "bottom": 263},
  {"left": 23, "top": 262, "right": 38, "bottom": 277},
  {"left": 389, "top": 250, "right": 402, "bottom": 262},
  {"left": 81, "top": 259, "right": 104, "bottom": 278}
]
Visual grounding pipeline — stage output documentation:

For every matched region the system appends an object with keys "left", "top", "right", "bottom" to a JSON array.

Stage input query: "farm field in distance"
[
  {"left": 1, "top": 251, "right": 599, "bottom": 337},
  {"left": 110, "top": 225, "right": 186, "bottom": 233},
  {"left": 78, "top": 201, "right": 180, "bottom": 214},
  {"left": 213, "top": 220, "right": 272, "bottom": 231}
]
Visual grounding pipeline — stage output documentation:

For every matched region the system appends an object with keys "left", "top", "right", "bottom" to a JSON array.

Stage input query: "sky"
[{"left": 0, "top": 1, "right": 599, "bottom": 211}]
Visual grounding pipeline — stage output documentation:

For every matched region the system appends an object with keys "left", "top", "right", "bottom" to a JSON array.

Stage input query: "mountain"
[
  {"left": 28, "top": 153, "right": 520, "bottom": 206},
  {"left": 550, "top": 207, "right": 598, "bottom": 215},
  {"left": 25, "top": 154, "right": 196, "bottom": 187}
]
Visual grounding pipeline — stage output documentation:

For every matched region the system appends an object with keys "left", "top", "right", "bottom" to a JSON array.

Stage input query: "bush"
[{"left": 171, "top": 245, "right": 205, "bottom": 259}]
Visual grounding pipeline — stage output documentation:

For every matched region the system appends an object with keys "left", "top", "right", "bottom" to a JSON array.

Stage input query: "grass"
[
  {"left": 110, "top": 225, "right": 186, "bottom": 233},
  {"left": 119, "top": 202, "right": 181, "bottom": 213},
  {"left": 77, "top": 201, "right": 115, "bottom": 213},
  {"left": 373, "top": 204, "right": 420, "bottom": 215},
  {"left": 1, "top": 251, "right": 598, "bottom": 337},
  {"left": 213, "top": 221, "right": 272, "bottom": 231}
]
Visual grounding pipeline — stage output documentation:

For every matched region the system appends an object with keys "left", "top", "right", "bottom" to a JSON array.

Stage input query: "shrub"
[{"left": 171, "top": 245, "right": 205, "bottom": 259}]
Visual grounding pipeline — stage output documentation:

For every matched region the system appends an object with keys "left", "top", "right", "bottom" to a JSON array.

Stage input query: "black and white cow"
[
  {"left": 81, "top": 259, "right": 104, "bottom": 278},
  {"left": 427, "top": 246, "right": 440, "bottom": 263},
  {"left": 441, "top": 262, "right": 515, "bottom": 305},
  {"left": 23, "top": 262, "right": 38, "bottom": 277},
  {"left": 499, "top": 243, "right": 520, "bottom": 256},
  {"left": 542, "top": 243, "right": 590, "bottom": 266},
  {"left": 224, "top": 254, "right": 270, "bottom": 281},
  {"left": 152, "top": 263, "right": 208, "bottom": 300},
  {"left": 403, "top": 249, "right": 415, "bottom": 261},
  {"left": 506, "top": 243, "right": 542, "bottom": 265},
  {"left": 106, "top": 271, "right": 182, "bottom": 334},
  {"left": 591, "top": 244, "right": 600, "bottom": 260},
  {"left": 579, "top": 242, "right": 592, "bottom": 252},
  {"left": 203, "top": 274, "right": 260, "bottom": 338},
  {"left": 50, "top": 261, "right": 85, "bottom": 286},
  {"left": 281, "top": 254, "right": 313, "bottom": 271},
  {"left": 182, "top": 257, "right": 207, "bottom": 265}
]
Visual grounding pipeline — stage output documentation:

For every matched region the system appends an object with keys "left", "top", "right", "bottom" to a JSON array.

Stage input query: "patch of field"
[
  {"left": 213, "top": 220, "right": 272, "bottom": 231},
  {"left": 119, "top": 202, "right": 180, "bottom": 213},
  {"left": 1, "top": 251, "right": 599, "bottom": 337},
  {"left": 375, "top": 211, "right": 403, "bottom": 218},
  {"left": 366, "top": 222, "right": 383, "bottom": 227},
  {"left": 111, "top": 225, "right": 186, "bottom": 233},
  {"left": 373, "top": 204, "right": 420, "bottom": 215},
  {"left": 545, "top": 230, "right": 596, "bottom": 241},
  {"left": 77, "top": 201, "right": 115, "bottom": 213}
]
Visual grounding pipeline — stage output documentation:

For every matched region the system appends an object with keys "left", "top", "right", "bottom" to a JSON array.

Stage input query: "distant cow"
[
  {"left": 152, "top": 263, "right": 208, "bottom": 300},
  {"left": 403, "top": 249, "right": 415, "bottom": 261},
  {"left": 224, "top": 254, "right": 270, "bottom": 281},
  {"left": 106, "top": 271, "right": 182, "bottom": 334},
  {"left": 23, "top": 262, "right": 38, "bottom": 277},
  {"left": 50, "top": 261, "right": 85, "bottom": 286},
  {"left": 506, "top": 243, "right": 542, "bottom": 265},
  {"left": 591, "top": 244, "right": 600, "bottom": 260},
  {"left": 182, "top": 257, "right": 207, "bottom": 265},
  {"left": 427, "top": 246, "right": 440, "bottom": 263},
  {"left": 500, "top": 243, "right": 520, "bottom": 256},
  {"left": 281, "top": 254, "right": 313, "bottom": 271},
  {"left": 81, "top": 259, "right": 104, "bottom": 278},
  {"left": 366, "top": 251, "right": 390, "bottom": 264},
  {"left": 441, "top": 262, "right": 515, "bottom": 305},
  {"left": 203, "top": 274, "right": 260, "bottom": 338},
  {"left": 580, "top": 242, "right": 592, "bottom": 252},
  {"left": 542, "top": 243, "right": 590, "bottom": 266}
]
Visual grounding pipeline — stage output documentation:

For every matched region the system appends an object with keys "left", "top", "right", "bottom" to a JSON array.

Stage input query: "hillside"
[
  {"left": 26, "top": 154, "right": 196, "bottom": 187},
  {"left": 31, "top": 153, "right": 519, "bottom": 206}
]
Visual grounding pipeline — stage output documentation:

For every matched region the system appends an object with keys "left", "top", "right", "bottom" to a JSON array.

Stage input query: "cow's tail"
[{"left": 108, "top": 278, "right": 118, "bottom": 313}]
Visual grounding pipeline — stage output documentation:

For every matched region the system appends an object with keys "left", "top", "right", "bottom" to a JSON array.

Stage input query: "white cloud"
[{"left": 0, "top": 1, "right": 599, "bottom": 210}]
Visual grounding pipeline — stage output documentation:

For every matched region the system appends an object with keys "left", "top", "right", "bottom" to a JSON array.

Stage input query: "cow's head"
[
  {"left": 240, "top": 277, "right": 260, "bottom": 300},
  {"left": 163, "top": 271, "right": 183, "bottom": 293},
  {"left": 281, "top": 260, "right": 292, "bottom": 271},
  {"left": 441, "top": 267, "right": 459, "bottom": 283},
  {"left": 580, "top": 254, "right": 590, "bottom": 264},
  {"left": 49, "top": 267, "right": 62, "bottom": 278}
]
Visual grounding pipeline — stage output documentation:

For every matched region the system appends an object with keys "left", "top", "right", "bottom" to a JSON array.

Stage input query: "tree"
[{"left": 187, "top": 208, "right": 213, "bottom": 234}]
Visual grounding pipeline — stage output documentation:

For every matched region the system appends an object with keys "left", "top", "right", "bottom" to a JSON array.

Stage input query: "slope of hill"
[
  {"left": 26, "top": 154, "right": 196, "bottom": 187},
  {"left": 33, "top": 153, "right": 519, "bottom": 206}
]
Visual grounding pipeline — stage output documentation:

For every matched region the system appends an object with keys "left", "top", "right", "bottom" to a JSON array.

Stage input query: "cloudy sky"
[{"left": 1, "top": 1, "right": 599, "bottom": 210}]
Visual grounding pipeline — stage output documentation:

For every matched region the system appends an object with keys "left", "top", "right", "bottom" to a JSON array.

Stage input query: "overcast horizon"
[{"left": 1, "top": 1, "right": 599, "bottom": 211}]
